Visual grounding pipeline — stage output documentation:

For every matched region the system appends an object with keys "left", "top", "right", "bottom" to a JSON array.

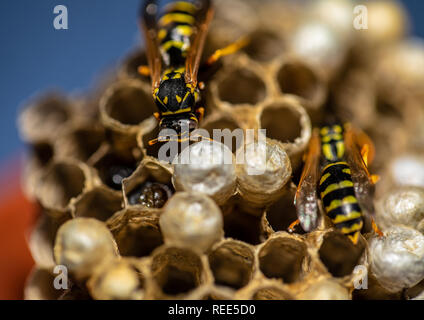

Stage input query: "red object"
[{"left": 0, "top": 156, "right": 37, "bottom": 300}]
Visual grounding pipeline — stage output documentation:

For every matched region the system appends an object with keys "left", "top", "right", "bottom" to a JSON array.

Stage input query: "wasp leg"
[
  {"left": 288, "top": 219, "right": 301, "bottom": 233},
  {"left": 137, "top": 65, "right": 151, "bottom": 76},
  {"left": 196, "top": 107, "right": 205, "bottom": 122},
  {"left": 148, "top": 138, "right": 159, "bottom": 146},
  {"left": 205, "top": 37, "right": 250, "bottom": 66},
  {"left": 371, "top": 218, "right": 384, "bottom": 238},
  {"left": 153, "top": 112, "right": 161, "bottom": 121},
  {"left": 371, "top": 174, "right": 380, "bottom": 184}
]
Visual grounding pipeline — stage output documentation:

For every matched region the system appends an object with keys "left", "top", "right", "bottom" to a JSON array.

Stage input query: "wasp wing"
[
  {"left": 184, "top": 0, "right": 213, "bottom": 88},
  {"left": 344, "top": 124, "right": 376, "bottom": 217},
  {"left": 139, "top": 0, "right": 162, "bottom": 91},
  {"left": 295, "top": 130, "right": 321, "bottom": 232}
]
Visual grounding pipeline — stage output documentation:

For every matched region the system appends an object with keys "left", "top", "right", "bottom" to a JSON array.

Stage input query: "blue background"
[{"left": 0, "top": 0, "right": 423, "bottom": 167}]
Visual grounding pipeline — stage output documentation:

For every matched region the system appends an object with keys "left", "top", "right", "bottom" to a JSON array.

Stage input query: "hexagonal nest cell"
[
  {"left": 19, "top": 0, "right": 424, "bottom": 300},
  {"left": 150, "top": 247, "right": 206, "bottom": 297},
  {"left": 101, "top": 80, "right": 156, "bottom": 126},
  {"left": 217, "top": 68, "right": 267, "bottom": 106},
  {"left": 258, "top": 237, "right": 308, "bottom": 284}
]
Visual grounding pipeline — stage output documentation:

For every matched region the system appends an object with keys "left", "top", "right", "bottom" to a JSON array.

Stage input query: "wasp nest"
[{"left": 20, "top": 0, "right": 424, "bottom": 300}]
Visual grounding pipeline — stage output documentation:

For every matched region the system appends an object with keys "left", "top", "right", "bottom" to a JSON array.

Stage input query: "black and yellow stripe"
[
  {"left": 320, "top": 124, "right": 345, "bottom": 162},
  {"left": 319, "top": 161, "right": 363, "bottom": 244},
  {"left": 158, "top": 1, "right": 197, "bottom": 67}
]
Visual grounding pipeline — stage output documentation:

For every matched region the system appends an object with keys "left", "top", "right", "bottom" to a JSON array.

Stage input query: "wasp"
[
  {"left": 138, "top": 0, "right": 248, "bottom": 145},
  {"left": 290, "top": 122, "right": 382, "bottom": 244}
]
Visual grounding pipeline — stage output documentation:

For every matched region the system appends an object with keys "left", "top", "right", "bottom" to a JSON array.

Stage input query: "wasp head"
[{"left": 159, "top": 115, "right": 198, "bottom": 133}]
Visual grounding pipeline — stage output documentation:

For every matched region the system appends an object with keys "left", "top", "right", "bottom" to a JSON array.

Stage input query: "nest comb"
[{"left": 19, "top": 0, "right": 424, "bottom": 300}]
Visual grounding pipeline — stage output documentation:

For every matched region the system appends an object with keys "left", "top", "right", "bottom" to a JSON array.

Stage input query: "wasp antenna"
[
  {"left": 138, "top": 65, "right": 151, "bottom": 76},
  {"left": 288, "top": 219, "right": 301, "bottom": 233},
  {"left": 191, "top": 133, "right": 214, "bottom": 142},
  {"left": 177, "top": 137, "right": 191, "bottom": 143},
  {"left": 371, "top": 218, "right": 384, "bottom": 238},
  {"left": 206, "top": 35, "right": 250, "bottom": 66},
  {"left": 237, "top": 35, "right": 251, "bottom": 48},
  {"left": 148, "top": 138, "right": 159, "bottom": 146}
]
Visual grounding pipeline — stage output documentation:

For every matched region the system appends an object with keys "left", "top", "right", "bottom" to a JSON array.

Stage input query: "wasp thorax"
[{"left": 154, "top": 72, "right": 196, "bottom": 114}]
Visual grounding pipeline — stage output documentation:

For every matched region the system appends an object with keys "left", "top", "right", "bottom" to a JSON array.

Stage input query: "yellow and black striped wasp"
[
  {"left": 290, "top": 122, "right": 382, "bottom": 244},
  {"left": 138, "top": 0, "right": 248, "bottom": 145}
]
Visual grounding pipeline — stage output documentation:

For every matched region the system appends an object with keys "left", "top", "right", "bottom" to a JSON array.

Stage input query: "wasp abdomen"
[
  {"left": 320, "top": 124, "right": 345, "bottom": 162},
  {"left": 158, "top": 1, "right": 197, "bottom": 67},
  {"left": 319, "top": 161, "right": 363, "bottom": 244}
]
